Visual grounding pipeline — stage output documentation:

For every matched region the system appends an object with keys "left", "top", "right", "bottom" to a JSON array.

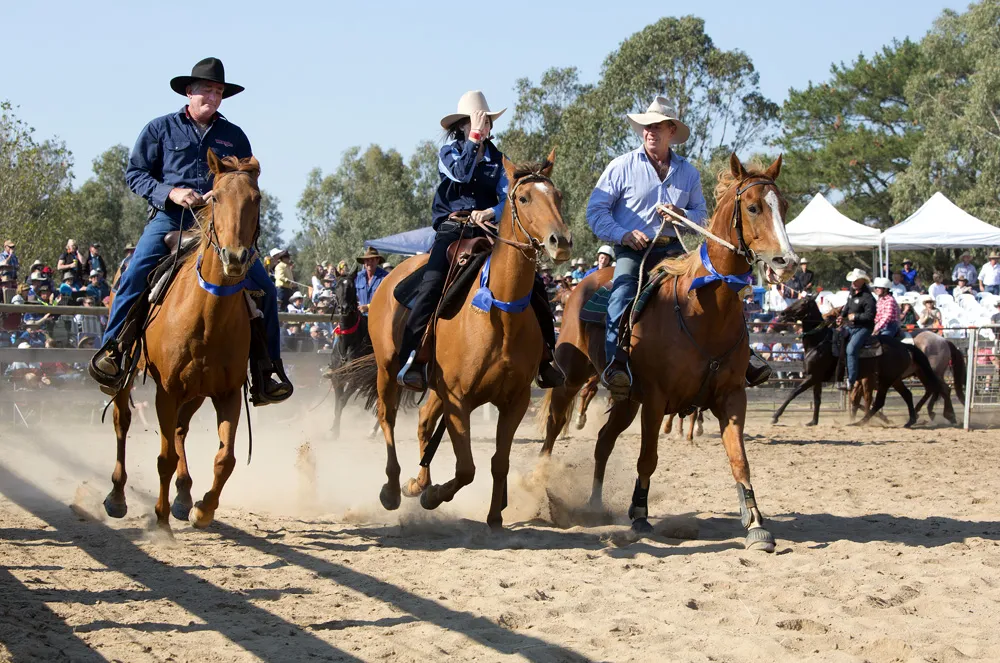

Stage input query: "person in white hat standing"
[
  {"left": 871, "top": 277, "right": 900, "bottom": 338},
  {"left": 839, "top": 269, "right": 876, "bottom": 390},
  {"left": 978, "top": 252, "right": 1000, "bottom": 295},
  {"left": 396, "top": 90, "right": 562, "bottom": 391},
  {"left": 951, "top": 250, "right": 977, "bottom": 285},
  {"left": 584, "top": 245, "right": 615, "bottom": 278}
]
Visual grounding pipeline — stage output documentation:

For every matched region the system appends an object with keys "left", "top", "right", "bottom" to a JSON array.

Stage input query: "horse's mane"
[
  {"left": 512, "top": 158, "right": 552, "bottom": 180},
  {"left": 656, "top": 159, "right": 770, "bottom": 279},
  {"left": 191, "top": 156, "right": 261, "bottom": 249}
]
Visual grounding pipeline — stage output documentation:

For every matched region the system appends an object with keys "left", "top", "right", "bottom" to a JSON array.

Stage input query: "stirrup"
[
  {"left": 601, "top": 358, "right": 632, "bottom": 402},
  {"left": 536, "top": 361, "right": 565, "bottom": 389},
  {"left": 396, "top": 350, "right": 427, "bottom": 392},
  {"left": 88, "top": 341, "right": 125, "bottom": 393}
]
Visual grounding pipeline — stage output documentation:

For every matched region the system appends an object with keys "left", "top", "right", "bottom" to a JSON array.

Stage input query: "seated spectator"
[
  {"left": 743, "top": 292, "right": 762, "bottom": 319},
  {"left": 911, "top": 274, "right": 925, "bottom": 293},
  {"left": 889, "top": 272, "right": 907, "bottom": 298},
  {"left": 900, "top": 259, "right": 917, "bottom": 289},
  {"left": 900, "top": 302, "right": 918, "bottom": 329},
  {"left": 58, "top": 271, "right": 78, "bottom": 299},
  {"left": 570, "top": 259, "right": 586, "bottom": 282},
  {"left": 309, "top": 326, "right": 330, "bottom": 351},
  {"left": 74, "top": 295, "right": 105, "bottom": 344},
  {"left": 927, "top": 273, "right": 947, "bottom": 299},
  {"left": 287, "top": 291, "right": 307, "bottom": 314},
  {"left": 917, "top": 295, "right": 942, "bottom": 330},
  {"left": 952, "top": 251, "right": 978, "bottom": 285},
  {"left": 953, "top": 276, "right": 974, "bottom": 297},
  {"left": 979, "top": 252, "right": 1000, "bottom": 295},
  {"left": 86, "top": 269, "right": 110, "bottom": 302}
]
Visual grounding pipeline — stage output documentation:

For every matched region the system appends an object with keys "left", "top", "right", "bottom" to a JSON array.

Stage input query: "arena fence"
[{"left": 962, "top": 324, "right": 1000, "bottom": 430}]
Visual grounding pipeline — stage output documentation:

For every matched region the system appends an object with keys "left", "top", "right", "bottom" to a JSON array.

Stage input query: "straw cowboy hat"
[
  {"left": 627, "top": 96, "right": 691, "bottom": 145},
  {"left": 170, "top": 57, "right": 244, "bottom": 99},
  {"left": 918, "top": 294, "right": 935, "bottom": 305},
  {"left": 440, "top": 90, "right": 506, "bottom": 130},
  {"left": 845, "top": 268, "right": 870, "bottom": 283},
  {"left": 871, "top": 277, "right": 892, "bottom": 289},
  {"left": 356, "top": 247, "right": 384, "bottom": 264},
  {"left": 989, "top": 252, "right": 1000, "bottom": 260}
]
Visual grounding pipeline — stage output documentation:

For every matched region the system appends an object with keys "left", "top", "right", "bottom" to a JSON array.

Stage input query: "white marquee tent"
[
  {"left": 784, "top": 193, "right": 881, "bottom": 252},
  {"left": 880, "top": 192, "right": 1000, "bottom": 275}
]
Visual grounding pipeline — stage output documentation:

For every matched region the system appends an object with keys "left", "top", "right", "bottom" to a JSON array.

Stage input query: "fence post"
[{"left": 963, "top": 327, "right": 976, "bottom": 431}]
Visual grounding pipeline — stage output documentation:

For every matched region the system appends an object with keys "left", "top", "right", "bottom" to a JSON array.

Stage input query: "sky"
[{"left": 1, "top": 0, "right": 967, "bottom": 244}]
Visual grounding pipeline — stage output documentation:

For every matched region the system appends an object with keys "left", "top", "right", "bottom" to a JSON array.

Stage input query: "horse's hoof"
[
  {"left": 379, "top": 483, "right": 401, "bottom": 511},
  {"left": 745, "top": 526, "right": 775, "bottom": 552},
  {"left": 189, "top": 504, "right": 214, "bottom": 529},
  {"left": 487, "top": 519, "right": 505, "bottom": 533},
  {"left": 419, "top": 487, "right": 443, "bottom": 511},
  {"left": 805, "top": 420, "right": 817, "bottom": 427},
  {"left": 171, "top": 499, "right": 192, "bottom": 521},
  {"left": 904, "top": 420, "right": 915, "bottom": 429},
  {"left": 103, "top": 495, "right": 127, "bottom": 519},
  {"left": 401, "top": 478, "right": 424, "bottom": 498},
  {"left": 575, "top": 417, "right": 586, "bottom": 430},
  {"left": 631, "top": 518, "right": 654, "bottom": 534}
]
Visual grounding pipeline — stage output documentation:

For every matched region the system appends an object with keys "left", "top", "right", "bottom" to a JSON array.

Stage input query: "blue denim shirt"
[
  {"left": 354, "top": 267, "right": 388, "bottom": 312},
  {"left": 431, "top": 137, "right": 508, "bottom": 230},
  {"left": 125, "top": 106, "right": 252, "bottom": 221},
  {"left": 586, "top": 148, "right": 708, "bottom": 244}
]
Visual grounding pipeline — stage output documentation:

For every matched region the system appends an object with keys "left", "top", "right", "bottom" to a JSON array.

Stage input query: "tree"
[
  {"left": 892, "top": 0, "right": 1000, "bottom": 229},
  {"left": 295, "top": 145, "right": 428, "bottom": 268},
  {"left": 777, "top": 40, "right": 925, "bottom": 229},
  {"left": 258, "top": 190, "right": 284, "bottom": 252},
  {"left": 498, "top": 67, "right": 590, "bottom": 163},
  {"left": 0, "top": 101, "right": 74, "bottom": 264}
]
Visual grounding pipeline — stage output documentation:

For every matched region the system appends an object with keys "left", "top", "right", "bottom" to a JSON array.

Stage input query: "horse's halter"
[
  {"left": 474, "top": 171, "right": 555, "bottom": 260},
  {"left": 203, "top": 170, "right": 261, "bottom": 271},
  {"left": 730, "top": 176, "right": 776, "bottom": 269}
]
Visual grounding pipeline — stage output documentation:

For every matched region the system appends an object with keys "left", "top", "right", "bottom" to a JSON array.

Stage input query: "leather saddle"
[
  {"left": 833, "top": 329, "right": 883, "bottom": 358},
  {"left": 164, "top": 229, "right": 200, "bottom": 253},
  {"left": 393, "top": 240, "right": 491, "bottom": 321}
]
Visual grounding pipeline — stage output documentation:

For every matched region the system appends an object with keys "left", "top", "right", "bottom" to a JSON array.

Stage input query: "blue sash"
[
  {"left": 689, "top": 244, "right": 753, "bottom": 293},
  {"left": 471, "top": 256, "right": 532, "bottom": 314}
]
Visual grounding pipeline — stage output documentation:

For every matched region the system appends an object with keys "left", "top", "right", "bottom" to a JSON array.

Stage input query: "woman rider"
[
  {"left": 396, "top": 91, "right": 563, "bottom": 391},
  {"left": 871, "top": 276, "right": 901, "bottom": 338}
]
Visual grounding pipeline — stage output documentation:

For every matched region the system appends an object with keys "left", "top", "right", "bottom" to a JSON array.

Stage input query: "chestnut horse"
[
  {"left": 103, "top": 153, "right": 261, "bottom": 531},
  {"left": 539, "top": 154, "right": 796, "bottom": 551},
  {"left": 338, "top": 153, "right": 571, "bottom": 529}
]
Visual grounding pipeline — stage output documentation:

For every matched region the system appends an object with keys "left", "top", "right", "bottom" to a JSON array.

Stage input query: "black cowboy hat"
[{"left": 170, "top": 57, "right": 244, "bottom": 99}]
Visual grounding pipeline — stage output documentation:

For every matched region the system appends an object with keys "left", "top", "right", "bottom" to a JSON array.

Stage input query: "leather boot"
[
  {"left": 745, "top": 348, "right": 773, "bottom": 387},
  {"left": 601, "top": 348, "right": 632, "bottom": 402}
]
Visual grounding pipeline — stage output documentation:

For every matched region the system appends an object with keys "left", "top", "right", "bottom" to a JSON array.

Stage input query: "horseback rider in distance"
[
  {"left": 395, "top": 91, "right": 563, "bottom": 391},
  {"left": 586, "top": 96, "right": 772, "bottom": 399}
]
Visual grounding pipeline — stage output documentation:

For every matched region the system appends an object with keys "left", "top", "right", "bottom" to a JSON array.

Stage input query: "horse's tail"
[
  {"left": 947, "top": 340, "right": 967, "bottom": 402},
  {"left": 907, "top": 344, "right": 946, "bottom": 397},
  {"left": 329, "top": 353, "right": 379, "bottom": 414},
  {"left": 534, "top": 389, "right": 554, "bottom": 434}
]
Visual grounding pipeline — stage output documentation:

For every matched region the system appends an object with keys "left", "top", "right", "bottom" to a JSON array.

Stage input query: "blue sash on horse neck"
[
  {"left": 196, "top": 255, "right": 255, "bottom": 297},
  {"left": 471, "top": 255, "right": 532, "bottom": 314},
  {"left": 689, "top": 243, "right": 753, "bottom": 292}
]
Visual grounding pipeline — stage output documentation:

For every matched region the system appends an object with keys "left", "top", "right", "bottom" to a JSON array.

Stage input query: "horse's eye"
[
  {"left": 518, "top": 196, "right": 528, "bottom": 204},
  {"left": 747, "top": 205, "right": 758, "bottom": 214}
]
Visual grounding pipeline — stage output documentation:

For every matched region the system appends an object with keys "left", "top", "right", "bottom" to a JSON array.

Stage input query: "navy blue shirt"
[
  {"left": 431, "top": 137, "right": 508, "bottom": 230},
  {"left": 126, "top": 106, "right": 252, "bottom": 221}
]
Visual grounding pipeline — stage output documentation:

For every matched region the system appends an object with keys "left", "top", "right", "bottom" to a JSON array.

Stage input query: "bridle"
[
  {"left": 202, "top": 170, "right": 261, "bottom": 273},
  {"left": 471, "top": 171, "right": 555, "bottom": 260},
  {"left": 730, "top": 176, "right": 776, "bottom": 269}
]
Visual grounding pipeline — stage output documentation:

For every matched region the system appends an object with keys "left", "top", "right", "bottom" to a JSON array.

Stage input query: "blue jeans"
[
  {"left": 102, "top": 211, "right": 282, "bottom": 361},
  {"left": 985, "top": 284, "right": 1000, "bottom": 296},
  {"left": 845, "top": 326, "right": 871, "bottom": 385},
  {"left": 877, "top": 322, "right": 899, "bottom": 338},
  {"left": 605, "top": 241, "right": 676, "bottom": 365}
]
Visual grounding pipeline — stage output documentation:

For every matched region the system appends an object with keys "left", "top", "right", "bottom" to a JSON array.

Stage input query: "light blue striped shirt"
[{"left": 586, "top": 148, "right": 708, "bottom": 244}]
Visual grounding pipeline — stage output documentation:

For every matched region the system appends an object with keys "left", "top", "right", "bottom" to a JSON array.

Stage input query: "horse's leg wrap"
[
  {"left": 627, "top": 478, "right": 648, "bottom": 521},
  {"left": 736, "top": 482, "right": 758, "bottom": 528}
]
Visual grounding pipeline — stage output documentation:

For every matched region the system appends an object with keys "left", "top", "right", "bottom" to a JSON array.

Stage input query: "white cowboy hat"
[
  {"left": 440, "top": 90, "right": 506, "bottom": 130},
  {"left": 872, "top": 277, "right": 892, "bottom": 289},
  {"left": 626, "top": 96, "right": 691, "bottom": 145},
  {"left": 918, "top": 294, "right": 935, "bottom": 304},
  {"left": 845, "top": 268, "right": 870, "bottom": 283},
  {"left": 596, "top": 245, "right": 614, "bottom": 259},
  {"left": 290, "top": 291, "right": 304, "bottom": 301}
]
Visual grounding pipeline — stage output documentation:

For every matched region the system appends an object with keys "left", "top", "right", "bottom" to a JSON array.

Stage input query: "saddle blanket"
[
  {"left": 393, "top": 252, "right": 488, "bottom": 320},
  {"left": 580, "top": 270, "right": 669, "bottom": 326}
]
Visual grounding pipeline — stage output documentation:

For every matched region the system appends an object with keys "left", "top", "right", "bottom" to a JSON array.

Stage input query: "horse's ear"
[
  {"left": 729, "top": 153, "right": 749, "bottom": 181},
  {"left": 541, "top": 147, "right": 556, "bottom": 177},
  {"left": 502, "top": 155, "right": 517, "bottom": 183},
  {"left": 764, "top": 154, "right": 783, "bottom": 181},
  {"left": 245, "top": 156, "right": 261, "bottom": 181},
  {"left": 207, "top": 149, "right": 223, "bottom": 175}
]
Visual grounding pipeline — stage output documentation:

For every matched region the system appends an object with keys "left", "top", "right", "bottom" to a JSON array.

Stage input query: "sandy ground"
[{"left": 0, "top": 386, "right": 998, "bottom": 663}]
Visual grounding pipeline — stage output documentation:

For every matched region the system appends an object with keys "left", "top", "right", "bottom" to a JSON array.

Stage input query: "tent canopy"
[
  {"left": 880, "top": 192, "right": 1000, "bottom": 250},
  {"left": 784, "top": 193, "right": 881, "bottom": 252},
  {"left": 364, "top": 226, "right": 435, "bottom": 256}
]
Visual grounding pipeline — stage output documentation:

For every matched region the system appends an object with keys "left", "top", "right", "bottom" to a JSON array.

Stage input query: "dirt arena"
[{"left": 1, "top": 386, "right": 998, "bottom": 662}]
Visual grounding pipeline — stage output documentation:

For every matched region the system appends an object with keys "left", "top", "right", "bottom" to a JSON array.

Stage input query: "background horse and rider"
[
  {"left": 103, "top": 152, "right": 263, "bottom": 532},
  {"left": 539, "top": 154, "right": 797, "bottom": 551},
  {"left": 324, "top": 269, "right": 373, "bottom": 439},
  {"left": 335, "top": 153, "right": 572, "bottom": 530},
  {"left": 771, "top": 297, "right": 955, "bottom": 427}
]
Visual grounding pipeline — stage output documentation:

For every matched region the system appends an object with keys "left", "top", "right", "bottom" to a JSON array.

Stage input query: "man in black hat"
[
  {"left": 92, "top": 57, "right": 292, "bottom": 405},
  {"left": 84, "top": 242, "right": 108, "bottom": 277}
]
